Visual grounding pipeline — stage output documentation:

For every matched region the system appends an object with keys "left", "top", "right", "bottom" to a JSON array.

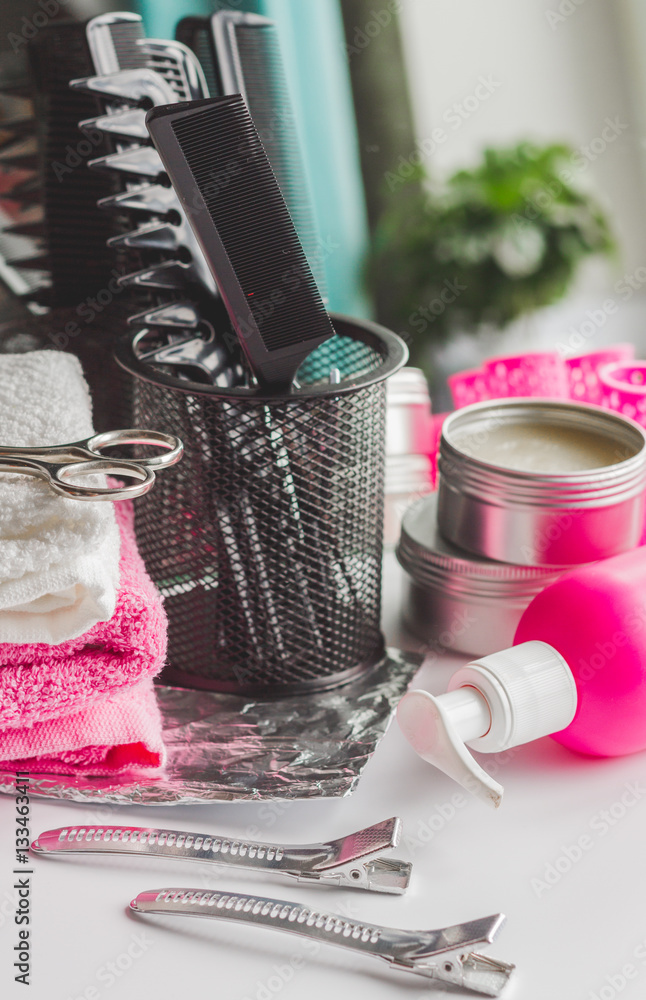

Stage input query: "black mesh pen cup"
[{"left": 115, "top": 315, "right": 407, "bottom": 695}]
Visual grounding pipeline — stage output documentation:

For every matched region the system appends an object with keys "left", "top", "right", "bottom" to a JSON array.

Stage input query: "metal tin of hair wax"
[
  {"left": 397, "top": 493, "right": 563, "bottom": 655},
  {"left": 386, "top": 367, "right": 433, "bottom": 456},
  {"left": 384, "top": 367, "right": 434, "bottom": 545},
  {"left": 438, "top": 399, "right": 646, "bottom": 566}
]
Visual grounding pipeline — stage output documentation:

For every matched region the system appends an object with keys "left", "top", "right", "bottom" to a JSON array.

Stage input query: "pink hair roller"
[
  {"left": 598, "top": 360, "right": 646, "bottom": 425},
  {"left": 447, "top": 367, "right": 491, "bottom": 409},
  {"left": 483, "top": 351, "right": 569, "bottom": 399},
  {"left": 565, "top": 343, "right": 635, "bottom": 405}
]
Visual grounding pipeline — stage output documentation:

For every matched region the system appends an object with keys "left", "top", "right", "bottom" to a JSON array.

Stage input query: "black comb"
[
  {"left": 176, "top": 12, "right": 326, "bottom": 299},
  {"left": 176, "top": 16, "right": 223, "bottom": 98},
  {"left": 146, "top": 95, "right": 335, "bottom": 392}
]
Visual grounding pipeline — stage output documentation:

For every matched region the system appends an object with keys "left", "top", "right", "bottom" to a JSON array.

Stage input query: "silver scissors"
[{"left": 0, "top": 428, "right": 183, "bottom": 501}]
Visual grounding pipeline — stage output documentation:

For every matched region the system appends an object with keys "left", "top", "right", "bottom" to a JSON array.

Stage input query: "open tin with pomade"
[{"left": 437, "top": 399, "right": 646, "bottom": 567}]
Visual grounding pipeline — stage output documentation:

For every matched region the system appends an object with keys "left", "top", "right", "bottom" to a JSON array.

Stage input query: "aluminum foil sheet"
[{"left": 0, "top": 649, "right": 420, "bottom": 805}]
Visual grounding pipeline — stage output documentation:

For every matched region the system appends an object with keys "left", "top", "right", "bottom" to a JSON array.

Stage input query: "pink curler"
[
  {"left": 598, "top": 360, "right": 646, "bottom": 425},
  {"left": 447, "top": 367, "right": 491, "bottom": 409},
  {"left": 565, "top": 343, "right": 635, "bottom": 405},
  {"left": 483, "top": 351, "right": 569, "bottom": 399}
]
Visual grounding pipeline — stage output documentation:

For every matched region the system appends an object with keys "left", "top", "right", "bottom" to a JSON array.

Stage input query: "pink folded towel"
[
  {"left": 0, "top": 501, "right": 168, "bottom": 775},
  {"left": 0, "top": 679, "right": 165, "bottom": 775}
]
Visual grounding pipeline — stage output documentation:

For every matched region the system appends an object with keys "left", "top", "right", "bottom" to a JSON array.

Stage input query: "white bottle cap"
[{"left": 397, "top": 641, "right": 577, "bottom": 808}]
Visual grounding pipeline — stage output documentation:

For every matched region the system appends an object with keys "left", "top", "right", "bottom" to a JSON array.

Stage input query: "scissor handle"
[
  {"left": 52, "top": 459, "right": 156, "bottom": 501},
  {"left": 84, "top": 429, "right": 183, "bottom": 469}
]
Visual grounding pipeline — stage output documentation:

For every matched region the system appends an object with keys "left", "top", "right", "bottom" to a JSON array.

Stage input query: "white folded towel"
[{"left": 0, "top": 351, "right": 120, "bottom": 644}]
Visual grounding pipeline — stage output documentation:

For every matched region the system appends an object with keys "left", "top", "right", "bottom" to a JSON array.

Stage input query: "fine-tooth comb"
[
  {"left": 177, "top": 11, "right": 327, "bottom": 300},
  {"left": 31, "top": 817, "right": 411, "bottom": 894},
  {"left": 129, "top": 890, "right": 514, "bottom": 996},
  {"left": 146, "top": 95, "right": 335, "bottom": 391}
]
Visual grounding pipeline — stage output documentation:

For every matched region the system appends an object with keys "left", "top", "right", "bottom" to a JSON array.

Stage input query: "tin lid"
[{"left": 397, "top": 492, "right": 563, "bottom": 597}]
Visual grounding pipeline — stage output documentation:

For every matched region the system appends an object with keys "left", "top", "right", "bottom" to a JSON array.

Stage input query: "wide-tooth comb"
[
  {"left": 138, "top": 39, "right": 208, "bottom": 101},
  {"left": 146, "top": 95, "right": 335, "bottom": 391},
  {"left": 86, "top": 11, "right": 147, "bottom": 75},
  {"left": 129, "top": 890, "right": 513, "bottom": 995}
]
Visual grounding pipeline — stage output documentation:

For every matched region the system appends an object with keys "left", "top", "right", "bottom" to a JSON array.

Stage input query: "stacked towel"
[
  {"left": 0, "top": 351, "right": 120, "bottom": 644},
  {"left": 0, "top": 491, "right": 168, "bottom": 775},
  {"left": 0, "top": 353, "right": 168, "bottom": 776}
]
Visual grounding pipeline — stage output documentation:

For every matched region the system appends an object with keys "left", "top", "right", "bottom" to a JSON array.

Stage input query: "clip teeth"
[
  {"left": 98, "top": 184, "right": 177, "bottom": 218},
  {"left": 80, "top": 108, "right": 149, "bottom": 141},
  {"left": 89, "top": 146, "right": 164, "bottom": 179},
  {"left": 128, "top": 301, "right": 201, "bottom": 329},
  {"left": 117, "top": 260, "right": 191, "bottom": 291},
  {"left": 107, "top": 222, "right": 180, "bottom": 252},
  {"left": 70, "top": 68, "right": 178, "bottom": 107}
]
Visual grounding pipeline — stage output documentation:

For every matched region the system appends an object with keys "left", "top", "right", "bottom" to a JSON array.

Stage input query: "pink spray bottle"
[{"left": 397, "top": 547, "right": 646, "bottom": 807}]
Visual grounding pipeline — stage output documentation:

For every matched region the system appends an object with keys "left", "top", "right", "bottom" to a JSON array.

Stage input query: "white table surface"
[{"left": 2, "top": 553, "right": 646, "bottom": 1000}]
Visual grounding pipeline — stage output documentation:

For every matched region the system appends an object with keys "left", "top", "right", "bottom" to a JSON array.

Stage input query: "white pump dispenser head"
[{"left": 397, "top": 641, "right": 577, "bottom": 807}]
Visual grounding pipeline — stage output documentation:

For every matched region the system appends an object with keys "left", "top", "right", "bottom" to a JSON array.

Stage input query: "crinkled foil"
[{"left": 0, "top": 650, "right": 420, "bottom": 805}]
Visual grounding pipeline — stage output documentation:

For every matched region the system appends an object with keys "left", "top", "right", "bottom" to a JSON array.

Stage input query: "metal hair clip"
[
  {"left": 130, "top": 889, "right": 514, "bottom": 996},
  {"left": 31, "top": 817, "right": 411, "bottom": 895}
]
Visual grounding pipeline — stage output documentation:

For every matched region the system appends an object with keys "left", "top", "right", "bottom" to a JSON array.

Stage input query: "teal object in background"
[{"left": 136, "top": 0, "right": 370, "bottom": 316}]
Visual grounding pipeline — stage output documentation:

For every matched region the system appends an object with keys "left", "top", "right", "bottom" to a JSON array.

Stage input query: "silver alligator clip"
[
  {"left": 31, "top": 817, "right": 411, "bottom": 895},
  {"left": 130, "top": 890, "right": 514, "bottom": 996}
]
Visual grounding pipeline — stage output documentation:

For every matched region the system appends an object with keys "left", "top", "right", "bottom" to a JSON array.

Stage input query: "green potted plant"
[{"left": 367, "top": 141, "right": 615, "bottom": 370}]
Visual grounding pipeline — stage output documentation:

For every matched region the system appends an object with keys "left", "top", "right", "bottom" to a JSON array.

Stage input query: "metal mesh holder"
[{"left": 116, "top": 314, "right": 407, "bottom": 695}]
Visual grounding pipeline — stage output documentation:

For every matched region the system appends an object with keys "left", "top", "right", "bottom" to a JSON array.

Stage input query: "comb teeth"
[
  {"left": 138, "top": 40, "right": 209, "bottom": 101},
  {"left": 147, "top": 95, "right": 334, "bottom": 389},
  {"left": 107, "top": 21, "right": 148, "bottom": 70},
  {"left": 86, "top": 12, "right": 147, "bottom": 75},
  {"left": 220, "top": 16, "right": 326, "bottom": 299},
  {"left": 175, "top": 17, "right": 222, "bottom": 98}
]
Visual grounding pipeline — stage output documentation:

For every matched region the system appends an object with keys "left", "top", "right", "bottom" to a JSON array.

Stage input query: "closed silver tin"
[
  {"left": 438, "top": 399, "right": 646, "bottom": 566},
  {"left": 384, "top": 368, "right": 434, "bottom": 546},
  {"left": 386, "top": 367, "right": 433, "bottom": 456},
  {"left": 397, "top": 493, "right": 563, "bottom": 655}
]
